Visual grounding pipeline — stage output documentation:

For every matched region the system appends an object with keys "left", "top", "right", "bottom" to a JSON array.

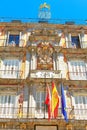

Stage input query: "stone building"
[{"left": 0, "top": 3, "right": 87, "bottom": 130}]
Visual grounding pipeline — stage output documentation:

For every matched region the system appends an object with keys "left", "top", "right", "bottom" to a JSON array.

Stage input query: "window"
[
  {"left": 75, "top": 96, "right": 87, "bottom": 105},
  {"left": 36, "top": 91, "right": 45, "bottom": 113},
  {"left": 8, "top": 34, "right": 19, "bottom": 46},
  {"left": 68, "top": 61, "right": 86, "bottom": 80},
  {"left": 71, "top": 36, "right": 80, "bottom": 48},
  {"left": 74, "top": 95, "right": 87, "bottom": 119},
  {"left": 0, "top": 95, "right": 16, "bottom": 118},
  {"left": 2, "top": 59, "right": 20, "bottom": 78}
]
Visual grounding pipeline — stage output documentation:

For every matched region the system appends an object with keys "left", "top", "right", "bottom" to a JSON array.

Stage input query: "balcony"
[
  {"left": 67, "top": 41, "right": 80, "bottom": 49},
  {"left": 30, "top": 70, "right": 61, "bottom": 79},
  {"left": 67, "top": 41, "right": 87, "bottom": 49},
  {"left": 0, "top": 70, "right": 23, "bottom": 79},
  {"left": 0, "top": 107, "right": 87, "bottom": 121},
  {"left": 0, "top": 39, "right": 26, "bottom": 47},
  {"left": 69, "top": 72, "right": 87, "bottom": 80}
]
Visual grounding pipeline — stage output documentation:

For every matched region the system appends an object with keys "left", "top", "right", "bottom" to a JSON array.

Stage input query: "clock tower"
[{"left": 38, "top": 2, "right": 51, "bottom": 23}]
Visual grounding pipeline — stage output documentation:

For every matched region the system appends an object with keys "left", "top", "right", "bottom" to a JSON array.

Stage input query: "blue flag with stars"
[{"left": 61, "top": 83, "right": 68, "bottom": 122}]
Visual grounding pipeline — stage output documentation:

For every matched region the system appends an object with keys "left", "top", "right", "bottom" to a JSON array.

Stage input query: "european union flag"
[{"left": 61, "top": 83, "right": 68, "bottom": 122}]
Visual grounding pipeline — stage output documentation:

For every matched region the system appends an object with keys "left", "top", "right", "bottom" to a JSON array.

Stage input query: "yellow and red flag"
[
  {"left": 45, "top": 84, "right": 51, "bottom": 120},
  {"left": 51, "top": 81, "right": 59, "bottom": 118}
]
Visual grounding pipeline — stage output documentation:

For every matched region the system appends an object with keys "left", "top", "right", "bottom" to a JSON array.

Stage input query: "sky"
[{"left": 0, "top": 0, "right": 87, "bottom": 24}]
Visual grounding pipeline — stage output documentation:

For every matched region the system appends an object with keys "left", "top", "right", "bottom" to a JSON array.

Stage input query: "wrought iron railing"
[
  {"left": 69, "top": 72, "right": 87, "bottom": 80},
  {"left": 0, "top": 107, "right": 87, "bottom": 120},
  {"left": 0, "top": 39, "right": 87, "bottom": 48},
  {"left": 0, "top": 70, "right": 23, "bottom": 79},
  {"left": 0, "top": 39, "right": 26, "bottom": 47},
  {"left": 65, "top": 41, "right": 87, "bottom": 49}
]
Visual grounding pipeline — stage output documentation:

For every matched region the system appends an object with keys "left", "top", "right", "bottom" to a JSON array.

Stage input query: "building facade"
[{"left": 0, "top": 4, "right": 87, "bottom": 130}]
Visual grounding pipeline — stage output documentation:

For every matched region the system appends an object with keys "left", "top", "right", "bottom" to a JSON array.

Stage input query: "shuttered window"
[
  {"left": 74, "top": 95, "right": 87, "bottom": 119},
  {"left": 0, "top": 95, "right": 16, "bottom": 118},
  {"left": 2, "top": 59, "right": 20, "bottom": 78},
  {"left": 68, "top": 61, "right": 86, "bottom": 80}
]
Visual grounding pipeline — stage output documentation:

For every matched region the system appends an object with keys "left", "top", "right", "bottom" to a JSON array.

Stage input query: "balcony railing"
[
  {"left": 65, "top": 41, "right": 87, "bottom": 48},
  {"left": 0, "top": 106, "right": 87, "bottom": 120},
  {"left": 0, "top": 70, "right": 23, "bottom": 79},
  {"left": 0, "top": 38, "right": 87, "bottom": 48},
  {"left": 0, "top": 39, "right": 26, "bottom": 47},
  {"left": 69, "top": 72, "right": 87, "bottom": 80}
]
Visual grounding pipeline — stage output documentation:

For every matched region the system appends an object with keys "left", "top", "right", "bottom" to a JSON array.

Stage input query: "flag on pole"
[
  {"left": 61, "top": 83, "right": 68, "bottom": 122},
  {"left": 51, "top": 81, "right": 59, "bottom": 118},
  {"left": 45, "top": 84, "right": 51, "bottom": 120}
]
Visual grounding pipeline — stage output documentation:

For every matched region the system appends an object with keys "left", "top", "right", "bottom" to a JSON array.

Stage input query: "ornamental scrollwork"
[{"left": 37, "top": 42, "right": 53, "bottom": 70}]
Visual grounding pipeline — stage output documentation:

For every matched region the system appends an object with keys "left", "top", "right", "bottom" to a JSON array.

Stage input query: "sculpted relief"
[{"left": 37, "top": 42, "right": 53, "bottom": 70}]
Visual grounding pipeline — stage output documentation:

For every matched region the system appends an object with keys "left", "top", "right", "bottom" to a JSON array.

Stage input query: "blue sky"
[{"left": 0, "top": 0, "right": 87, "bottom": 23}]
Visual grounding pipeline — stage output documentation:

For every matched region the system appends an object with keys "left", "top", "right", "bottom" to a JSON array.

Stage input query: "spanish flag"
[{"left": 52, "top": 81, "right": 59, "bottom": 118}]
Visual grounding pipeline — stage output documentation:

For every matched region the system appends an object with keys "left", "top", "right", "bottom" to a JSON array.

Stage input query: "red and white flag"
[{"left": 45, "top": 84, "right": 51, "bottom": 120}]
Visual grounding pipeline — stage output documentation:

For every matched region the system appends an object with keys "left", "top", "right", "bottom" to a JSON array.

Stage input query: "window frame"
[
  {"left": 72, "top": 93, "right": 87, "bottom": 120},
  {"left": 68, "top": 60, "right": 87, "bottom": 80},
  {"left": 0, "top": 94, "right": 16, "bottom": 118},
  {"left": 6, "top": 31, "right": 21, "bottom": 46},
  {"left": 36, "top": 91, "right": 45, "bottom": 113},
  {"left": 1, "top": 59, "right": 20, "bottom": 78}
]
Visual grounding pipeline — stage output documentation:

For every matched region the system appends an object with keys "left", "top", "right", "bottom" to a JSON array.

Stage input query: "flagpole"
[
  {"left": 61, "top": 74, "right": 62, "bottom": 83},
  {"left": 60, "top": 73, "right": 62, "bottom": 97},
  {"left": 44, "top": 72, "right": 46, "bottom": 119}
]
